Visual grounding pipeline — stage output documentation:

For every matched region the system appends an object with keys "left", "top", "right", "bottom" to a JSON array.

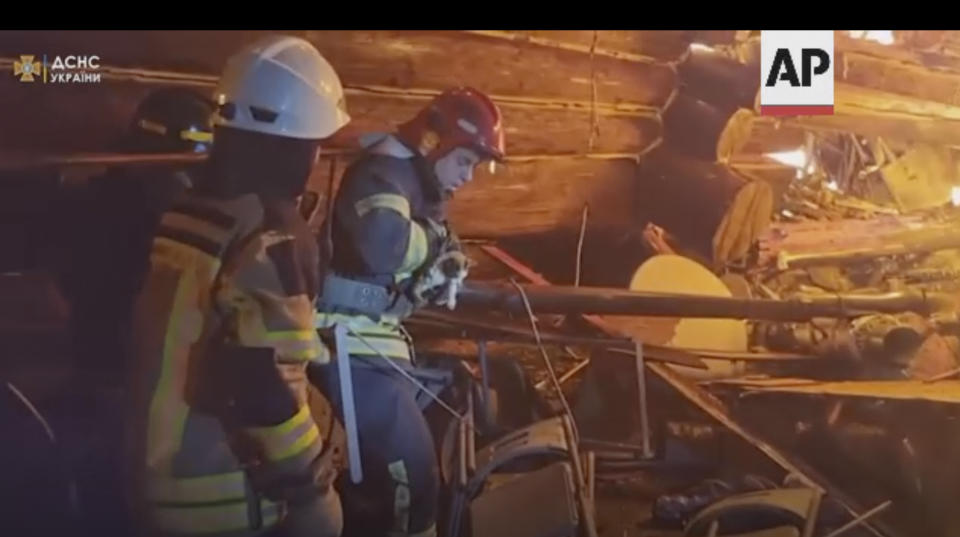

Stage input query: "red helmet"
[{"left": 397, "top": 87, "right": 505, "bottom": 163}]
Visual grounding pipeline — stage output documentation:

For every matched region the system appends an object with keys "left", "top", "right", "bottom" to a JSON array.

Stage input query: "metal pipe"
[
  {"left": 466, "top": 387, "right": 476, "bottom": 474},
  {"left": 562, "top": 414, "right": 599, "bottom": 537},
  {"left": 586, "top": 451, "right": 596, "bottom": 508},
  {"left": 334, "top": 324, "right": 364, "bottom": 484},
  {"left": 459, "top": 281, "right": 953, "bottom": 320},
  {"left": 458, "top": 414, "right": 467, "bottom": 488},
  {"left": 409, "top": 312, "right": 707, "bottom": 369},
  {"left": 635, "top": 341, "right": 653, "bottom": 459}
]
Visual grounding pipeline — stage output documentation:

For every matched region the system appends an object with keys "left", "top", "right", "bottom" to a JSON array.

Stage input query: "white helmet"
[{"left": 213, "top": 35, "right": 350, "bottom": 140}]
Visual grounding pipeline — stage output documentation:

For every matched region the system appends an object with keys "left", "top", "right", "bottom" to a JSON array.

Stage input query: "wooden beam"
[
  {"left": 502, "top": 30, "right": 693, "bottom": 62},
  {"left": 737, "top": 118, "right": 807, "bottom": 155},
  {"left": 449, "top": 158, "right": 640, "bottom": 237},
  {"left": 834, "top": 82, "right": 960, "bottom": 120},
  {"left": 640, "top": 150, "right": 773, "bottom": 267},
  {"left": 713, "top": 378, "right": 960, "bottom": 404},
  {"left": 0, "top": 30, "right": 676, "bottom": 106},
  {"left": 329, "top": 93, "right": 661, "bottom": 156},
  {"left": 661, "top": 93, "right": 754, "bottom": 161},
  {"left": 766, "top": 83, "right": 960, "bottom": 148},
  {"left": 461, "top": 30, "right": 685, "bottom": 64},
  {"left": 306, "top": 156, "right": 641, "bottom": 238},
  {"left": 677, "top": 45, "right": 759, "bottom": 113},
  {"left": 839, "top": 49, "right": 960, "bottom": 108},
  {"left": 0, "top": 75, "right": 661, "bottom": 157},
  {"left": 836, "top": 32, "right": 960, "bottom": 74}
]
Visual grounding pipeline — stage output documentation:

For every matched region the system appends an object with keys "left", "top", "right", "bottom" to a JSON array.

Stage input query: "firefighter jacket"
[
  {"left": 127, "top": 190, "right": 334, "bottom": 536},
  {"left": 316, "top": 150, "right": 450, "bottom": 361}
]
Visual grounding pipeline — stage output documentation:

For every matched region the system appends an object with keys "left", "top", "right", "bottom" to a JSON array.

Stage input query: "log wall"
[{"left": 0, "top": 30, "right": 691, "bottom": 237}]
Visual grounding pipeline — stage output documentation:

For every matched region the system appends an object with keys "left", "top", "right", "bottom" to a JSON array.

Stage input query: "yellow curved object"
[{"left": 628, "top": 255, "right": 748, "bottom": 379}]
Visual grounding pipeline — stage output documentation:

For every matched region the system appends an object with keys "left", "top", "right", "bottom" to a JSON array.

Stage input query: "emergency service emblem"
[{"left": 13, "top": 55, "right": 41, "bottom": 82}]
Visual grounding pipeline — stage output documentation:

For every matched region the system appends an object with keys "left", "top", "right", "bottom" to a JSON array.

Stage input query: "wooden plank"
[
  {"left": 754, "top": 215, "right": 936, "bottom": 269},
  {"left": 724, "top": 83, "right": 960, "bottom": 155},
  {"left": 0, "top": 30, "right": 676, "bottom": 106},
  {"left": 446, "top": 158, "right": 640, "bottom": 237},
  {"left": 0, "top": 76, "right": 660, "bottom": 156},
  {"left": 305, "top": 156, "right": 640, "bottom": 238},
  {"left": 781, "top": 83, "right": 960, "bottom": 147},
  {"left": 837, "top": 32, "right": 960, "bottom": 73},
  {"left": 640, "top": 151, "right": 773, "bottom": 266},
  {"left": 714, "top": 378, "right": 960, "bottom": 404},
  {"left": 738, "top": 118, "right": 807, "bottom": 155},
  {"left": 839, "top": 50, "right": 960, "bottom": 108},
  {"left": 480, "top": 244, "right": 551, "bottom": 285},
  {"left": 481, "top": 30, "right": 692, "bottom": 62},
  {"left": 329, "top": 92, "right": 661, "bottom": 156}
]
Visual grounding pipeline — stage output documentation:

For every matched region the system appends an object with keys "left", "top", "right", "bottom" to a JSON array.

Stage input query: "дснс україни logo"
[{"left": 12, "top": 55, "right": 102, "bottom": 84}]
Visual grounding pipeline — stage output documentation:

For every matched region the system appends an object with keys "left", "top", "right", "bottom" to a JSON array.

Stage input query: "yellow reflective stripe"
[
  {"left": 160, "top": 212, "right": 231, "bottom": 246},
  {"left": 151, "top": 239, "right": 223, "bottom": 286},
  {"left": 146, "top": 472, "right": 247, "bottom": 504},
  {"left": 146, "top": 276, "right": 195, "bottom": 473},
  {"left": 152, "top": 499, "right": 280, "bottom": 534},
  {"left": 276, "top": 423, "right": 320, "bottom": 461},
  {"left": 287, "top": 347, "right": 324, "bottom": 361},
  {"left": 345, "top": 334, "right": 411, "bottom": 360},
  {"left": 388, "top": 460, "right": 409, "bottom": 485},
  {"left": 139, "top": 118, "right": 168, "bottom": 135},
  {"left": 248, "top": 405, "right": 322, "bottom": 461},
  {"left": 355, "top": 193, "right": 411, "bottom": 219},
  {"left": 265, "top": 329, "right": 317, "bottom": 342},
  {"left": 389, "top": 461, "right": 411, "bottom": 535},
  {"left": 256, "top": 404, "right": 310, "bottom": 437},
  {"left": 397, "top": 220, "right": 428, "bottom": 276},
  {"left": 314, "top": 313, "right": 410, "bottom": 359},
  {"left": 271, "top": 337, "right": 324, "bottom": 361},
  {"left": 180, "top": 128, "right": 213, "bottom": 143},
  {"left": 315, "top": 312, "right": 402, "bottom": 331}
]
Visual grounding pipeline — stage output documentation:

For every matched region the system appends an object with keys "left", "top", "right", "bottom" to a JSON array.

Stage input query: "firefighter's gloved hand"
[{"left": 413, "top": 249, "right": 471, "bottom": 310}]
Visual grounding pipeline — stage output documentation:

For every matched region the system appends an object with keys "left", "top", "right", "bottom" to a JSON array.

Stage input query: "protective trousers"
[{"left": 312, "top": 358, "right": 439, "bottom": 537}]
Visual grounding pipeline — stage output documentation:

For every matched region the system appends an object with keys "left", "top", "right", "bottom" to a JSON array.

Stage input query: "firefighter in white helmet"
[{"left": 126, "top": 35, "right": 350, "bottom": 537}]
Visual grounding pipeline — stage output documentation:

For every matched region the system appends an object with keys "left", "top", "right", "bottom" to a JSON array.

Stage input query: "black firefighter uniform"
[{"left": 314, "top": 146, "right": 452, "bottom": 537}]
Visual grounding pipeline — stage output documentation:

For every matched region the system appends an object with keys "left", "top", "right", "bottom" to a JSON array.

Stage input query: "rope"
[
  {"left": 575, "top": 204, "right": 589, "bottom": 287},
  {"left": 346, "top": 326, "right": 465, "bottom": 422},
  {"left": 508, "top": 279, "right": 579, "bottom": 440}
]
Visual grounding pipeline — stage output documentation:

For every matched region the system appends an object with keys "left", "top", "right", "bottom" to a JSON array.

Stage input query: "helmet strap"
[{"left": 394, "top": 137, "right": 444, "bottom": 204}]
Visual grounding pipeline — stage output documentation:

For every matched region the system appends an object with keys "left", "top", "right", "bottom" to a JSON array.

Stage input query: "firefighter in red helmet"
[{"left": 314, "top": 87, "right": 505, "bottom": 537}]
